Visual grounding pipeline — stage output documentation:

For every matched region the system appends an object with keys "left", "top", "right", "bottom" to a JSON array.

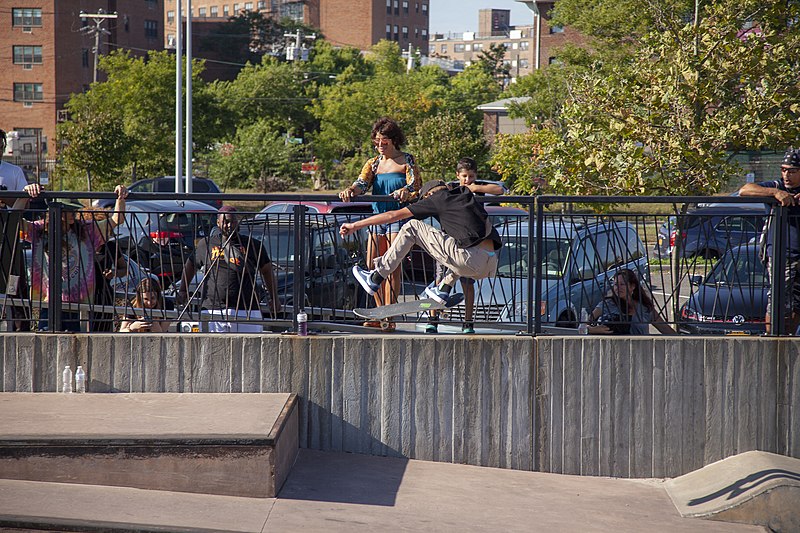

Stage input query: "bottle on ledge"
[
  {"left": 62, "top": 365, "right": 73, "bottom": 393},
  {"left": 75, "top": 365, "right": 86, "bottom": 393}
]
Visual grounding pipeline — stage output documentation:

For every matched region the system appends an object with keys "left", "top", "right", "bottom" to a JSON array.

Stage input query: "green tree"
[
  {"left": 407, "top": 111, "right": 488, "bottom": 179},
  {"left": 475, "top": 43, "right": 510, "bottom": 85},
  {"left": 57, "top": 111, "right": 132, "bottom": 191},
  {"left": 489, "top": 128, "right": 559, "bottom": 193}
]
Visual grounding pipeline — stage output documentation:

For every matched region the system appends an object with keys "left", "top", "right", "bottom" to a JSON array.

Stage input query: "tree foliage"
[{"left": 406, "top": 111, "right": 488, "bottom": 179}]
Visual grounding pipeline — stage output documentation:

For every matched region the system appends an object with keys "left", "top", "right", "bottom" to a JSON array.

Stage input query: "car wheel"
[
  {"left": 556, "top": 311, "right": 576, "bottom": 328},
  {"left": 700, "top": 248, "right": 719, "bottom": 260}
]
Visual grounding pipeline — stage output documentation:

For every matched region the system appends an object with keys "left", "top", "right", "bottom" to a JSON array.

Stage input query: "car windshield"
[
  {"left": 496, "top": 236, "right": 571, "bottom": 279},
  {"left": 705, "top": 248, "right": 768, "bottom": 286},
  {"left": 156, "top": 212, "right": 217, "bottom": 237}
]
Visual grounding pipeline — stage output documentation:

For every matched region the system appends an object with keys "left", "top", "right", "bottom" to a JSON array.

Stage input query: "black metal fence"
[{"left": 0, "top": 190, "right": 792, "bottom": 336}]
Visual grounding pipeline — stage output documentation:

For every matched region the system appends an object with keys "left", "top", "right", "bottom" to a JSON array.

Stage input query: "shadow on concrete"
[
  {"left": 278, "top": 448, "right": 408, "bottom": 507},
  {"left": 688, "top": 468, "right": 800, "bottom": 506}
]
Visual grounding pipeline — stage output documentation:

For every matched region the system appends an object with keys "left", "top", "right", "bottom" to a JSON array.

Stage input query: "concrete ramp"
[{"left": 665, "top": 451, "right": 800, "bottom": 532}]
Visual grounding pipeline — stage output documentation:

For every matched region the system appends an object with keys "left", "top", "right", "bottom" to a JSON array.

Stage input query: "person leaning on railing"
[
  {"left": 11, "top": 183, "right": 128, "bottom": 332},
  {"left": 738, "top": 147, "right": 800, "bottom": 335},
  {"left": 586, "top": 268, "right": 675, "bottom": 335},
  {"left": 119, "top": 277, "right": 171, "bottom": 333}
]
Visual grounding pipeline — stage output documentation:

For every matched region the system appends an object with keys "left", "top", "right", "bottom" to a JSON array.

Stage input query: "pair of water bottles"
[{"left": 62, "top": 365, "right": 86, "bottom": 393}]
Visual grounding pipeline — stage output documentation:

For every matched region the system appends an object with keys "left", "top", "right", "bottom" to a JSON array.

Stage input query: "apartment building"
[
  {"left": 165, "top": 0, "right": 429, "bottom": 57},
  {"left": 1, "top": 2, "right": 164, "bottom": 171},
  {"left": 429, "top": 4, "right": 586, "bottom": 80}
]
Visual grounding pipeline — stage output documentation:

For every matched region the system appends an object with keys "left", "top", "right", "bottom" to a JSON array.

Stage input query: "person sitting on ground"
[
  {"left": 426, "top": 157, "right": 507, "bottom": 334},
  {"left": 586, "top": 268, "right": 675, "bottom": 335},
  {"left": 341, "top": 179, "right": 503, "bottom": 313},
  {"left": 119, "top": 277, "right": 172, "bottom": 333}
]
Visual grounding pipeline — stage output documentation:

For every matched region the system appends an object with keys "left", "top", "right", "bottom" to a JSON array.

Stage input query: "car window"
[
  {"left": 130, "top": 181, "right": 153, "bottom": 193},
  {"left": 716, "top": 215, "right": 762, "bottom": 234},
  {"left": 706, "top": 248, "right": 768, "bottom": 286},
  {"left": 623, "top": 227, "right": 646, "bottom": 261}
]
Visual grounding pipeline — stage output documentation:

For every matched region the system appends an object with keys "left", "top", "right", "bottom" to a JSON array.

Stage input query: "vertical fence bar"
[
  {"left": 47, "top": 202, "right": 62, "bottom": 332},
  {"left": 532, "top": 197, "right": 544, "bottom": 334},
  {"left": 769, "top": 205, "right": 787, "bottom": 335},
  {"left": 292, "top": 204, "right": 307, "bottom": 332}
]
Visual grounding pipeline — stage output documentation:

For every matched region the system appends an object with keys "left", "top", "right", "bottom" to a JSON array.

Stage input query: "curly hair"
[{"left": 371, "top": 117, "right": 406, "bottom": 149}]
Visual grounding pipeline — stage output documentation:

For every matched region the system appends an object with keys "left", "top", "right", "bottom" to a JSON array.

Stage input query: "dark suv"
[{"left": 94, "top": 177, "right": 223, "bottom": 209}]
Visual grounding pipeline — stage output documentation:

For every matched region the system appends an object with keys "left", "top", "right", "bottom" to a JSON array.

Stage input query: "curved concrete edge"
[{"left": 665, "top": 450, "right": 800, "bottom": 530}]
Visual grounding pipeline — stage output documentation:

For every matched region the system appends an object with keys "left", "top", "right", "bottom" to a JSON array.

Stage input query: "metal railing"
[{"left": 0, "top": 190, "right": 790, "bottom": 335}]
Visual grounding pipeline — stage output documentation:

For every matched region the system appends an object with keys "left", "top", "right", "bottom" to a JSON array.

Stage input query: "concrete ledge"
[
  {"left": 665, "top": 450, "right": 800, "bottom": 531},
  {"left": 0, "top": 393, "right": 299, "bottom": 497}
]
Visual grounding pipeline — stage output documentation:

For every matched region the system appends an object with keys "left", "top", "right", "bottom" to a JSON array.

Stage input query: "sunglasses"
[{"left": 373, "top": 138, "right": 391, "bottom": 146}]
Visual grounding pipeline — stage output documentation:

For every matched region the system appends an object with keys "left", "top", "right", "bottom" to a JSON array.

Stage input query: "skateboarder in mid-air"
[{"left": 340, "top": 179, "right": 503, "bottom": 311}]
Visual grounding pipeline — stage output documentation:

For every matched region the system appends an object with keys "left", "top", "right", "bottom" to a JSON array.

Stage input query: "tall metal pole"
[
  {"left": 185, "top": 0, "right": 193, "bottom": 193},
  {"left": 175, "top": 0, "right": 183, "bottom": 193}
]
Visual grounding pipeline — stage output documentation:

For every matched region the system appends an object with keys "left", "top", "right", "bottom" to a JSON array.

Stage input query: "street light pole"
[{"left": 79, "top": 10, "right": 117, "bottom": 84}]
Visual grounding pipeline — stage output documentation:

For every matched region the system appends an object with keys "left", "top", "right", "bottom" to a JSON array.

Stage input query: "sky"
[{"left": 428, "top": 0, "right": 535, "bottom": 35}]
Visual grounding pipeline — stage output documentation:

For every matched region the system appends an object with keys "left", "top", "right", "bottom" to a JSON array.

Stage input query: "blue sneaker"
[
  {"left": 462, "top": 322, "right": 475, "bottom": 334},
  {"left": 424, "top": 283, "right": 452, "bottom": 305},
  {"left": 352, "top": 266, "right": 380, "bottom": 295}
]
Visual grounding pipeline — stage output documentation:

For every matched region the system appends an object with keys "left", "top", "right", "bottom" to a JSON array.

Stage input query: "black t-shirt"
[
  {"left": 757, "top": 180, "right": 800, "bottom": 257},
  {"left": 408, "top": 186, "right": 502, "bottom": 250},
  {"left": 190, "top": 232, "right": 271, "bottom": 311}
]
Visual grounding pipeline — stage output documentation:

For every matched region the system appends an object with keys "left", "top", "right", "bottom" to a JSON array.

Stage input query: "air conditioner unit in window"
[
  {"left": 22, "top": 64, "right": 32, "bottom": 70},
  {"left": 23, "top": 102, "right": 33, "bottom": 108},
  {"left": 22, "top": 27, "right": 32, "bottom": 33}
]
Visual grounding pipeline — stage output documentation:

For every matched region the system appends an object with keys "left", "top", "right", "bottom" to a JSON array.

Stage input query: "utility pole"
[
  {"left": 80, "top": 10, "right": 118, "bottom": 83},
  {"left": 284, "top": 30, "right": 315, "bottom": 62},
  {"left": 406, "top": 43, "right": 415, "bottom": 72}
]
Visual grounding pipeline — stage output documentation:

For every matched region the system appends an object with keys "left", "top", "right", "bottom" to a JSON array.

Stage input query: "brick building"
[
  {"left": 429, "top": 3, "right": 587, "bottom": 81},
  {"left": 164, "top": 0, "right": 430, "bottom": 57},
  {"left": 1, "top": 2, "right": 164, "bottom": 175}
]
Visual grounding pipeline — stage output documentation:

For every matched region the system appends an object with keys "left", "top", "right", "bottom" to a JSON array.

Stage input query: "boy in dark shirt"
[
  {"left": 428, "top": 157, "right": 506, "bottom": 333},
  {"left": 341, "top": 179, "right": 503, "bottom": 314}
]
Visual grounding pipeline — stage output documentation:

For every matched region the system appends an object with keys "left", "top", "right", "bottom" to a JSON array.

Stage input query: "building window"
[
  {"left": 414, "top": 27, "right": 418, "bottom": 37},
  {"left": 12, "top": 8, "right": 43, "bottom": 27},
  {"left": 82, "top": 49, "right": 90, "bottom": 67},
  {"left": 146, "top": 0, "right": 158, "bottom": 9},
  {"left": 421, "top": 28, "right": 427, "bottom": 38},
  {"left": 386, "top": 24, "right": 391, "bottom": 40},
  {"left": 234, "top": 3, "right": 240, "bottom": 13},
  {"left": 394, "top": 1, "right": 399, "bottom": 15},
  {"left": 245, "top": 2, "right": 253, "bottom": 10},
  {"left": 394, "top": 25, "right": 399, "bottom": 40},
  {"left": 465, "top": 44, "right": 471, "bottom": 51},
  {"left": 520, "top": 41, "right": 529, "bottom": 51},
  {"left": 13, "top": 46, "right": 43, "bottom": 65},
  {"left": 474, "top": 43, "right": 482, "bottom": 50},
  {"left": 548, "top": 56, "right": 561, "bottom": 65},
  {"left": 512, "top": 42, "right": 518, "bottom": 49},
  {"left": 144, "top": 20, "right": 158, "bottom": 39},
  {"left": 167, "top": 10, "right": 175, "bottom": 23},
  {"left": 422, "top": 3, "right": 427, "bottom": 16},
  {"left": 415, "top": 2, "right": 419, "bottom": 13},
  {"left": 13, "top": 83, "right": 44, "bottom": 102},
  {"left": 428, "top": 44, "right": 435, "bottom": 53},
  {"left": 440, "top": 44, "right": 447, "bottom": 53},
  {"left": 223, "top": 5, "right": 229, "bottom": 15},
  {"left": 519, "top": 58, "right": 529, "bottom": 69},
  {"left": 124, "top": 14, "right": 130, "bottom": 32},
  {"left": 550, "top": 25, "right": 564, "bottom": 34},
  {"left": 403, "top": 1, "right": 408, "bottom": 13},
  {"left": 210, "top": 6, "right": 219, "bottom": 16},
  {"left": 198, "top": 7, "right": 207, "bottom": 17},
  {"left": 454, "top": 43, "right": 465, "bottom": 52},
  {"left": 386, "top": 0, "right": 391, "bottom": 15},
  {"left": 258, "top": 1, "right": 267, "bottom": 8}
]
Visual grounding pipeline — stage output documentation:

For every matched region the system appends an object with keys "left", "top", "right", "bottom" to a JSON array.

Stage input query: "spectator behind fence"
[
  {"left": 426, "top": 157, "right": 507, "bottom": 334},
  {"left": 12, "top": 183, "right": 128, "bottom": 332},
  {"left": 339, "top": 117, "right": 422, "bottom": 331},
  {"left": 738, "top": 147, "right": 800, "bottom": 334},
  {"left": 587, "top": 269, "right": 674, "bottom": 335},
  {"left": 179, "top": 206, "right": 278, "bottom": 333},
  {"left": 119, "top": 277, "right": 171, "bottom": 333},
  {"left": 0, "top": 130, "right": 31, "bottom": 331}
]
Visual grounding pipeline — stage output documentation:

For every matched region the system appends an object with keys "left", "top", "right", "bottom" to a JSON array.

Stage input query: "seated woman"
[
  {"left": 119, "top": 278, "right": 172, "bottom": 333},
  {"left": 587, "top": 268, "right": 675, "bottom": 335}
]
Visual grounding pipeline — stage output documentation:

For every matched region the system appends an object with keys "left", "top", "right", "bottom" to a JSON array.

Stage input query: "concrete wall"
[{"left": 1, "top": 334, "right": 797, "bottom": 478}]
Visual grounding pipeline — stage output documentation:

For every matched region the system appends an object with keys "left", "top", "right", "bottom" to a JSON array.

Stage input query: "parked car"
[
  {"left": 93, "top": 177, "right": 223, "bottom": 209},
  {"left": 652, "top": 204, "right": 767, "bottom": 259},
  {"left": 258, "top": 200, "right": 373, "bottom": 216},
  {"left": 111, "top": 199, "right": 218, "bottom": 285},
  {"left": 449, "top": 218, "right": 649, "bottom": 326},
  {"left": 678, "top": 244, "right": 768, "bottom": 335}
]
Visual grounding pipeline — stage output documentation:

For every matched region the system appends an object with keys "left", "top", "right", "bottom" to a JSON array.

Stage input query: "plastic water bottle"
[
  {"left": 578, "top": 308, "right": 589, "bottom": 335},
  {"left": 297, "top": 310, "right": 308, "bottom": 336},
  {"left": 75, "top": 366, "right": 86, "bottom": 393},
  {"left": 62, "top": 365, "right": 73, "bottom": 393}
]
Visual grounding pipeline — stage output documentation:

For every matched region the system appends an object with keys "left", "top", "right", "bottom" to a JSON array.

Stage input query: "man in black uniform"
[
  {"left": 341, "top": 179, "right": 502, "bottom": 305},
  {"left": 739, "top": 147, "right": 800, "bottom": 334},
  {"left": 179, "top": 206, "right": 278, "bottom": 332}
]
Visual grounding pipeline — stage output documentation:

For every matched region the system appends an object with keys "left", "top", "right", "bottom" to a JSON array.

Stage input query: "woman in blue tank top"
[{"left": 339, "top": 118, "right": 422, "bottom": 330}]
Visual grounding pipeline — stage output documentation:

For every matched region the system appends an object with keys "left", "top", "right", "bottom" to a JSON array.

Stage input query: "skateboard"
[{"left": 354, "top": 293, "right": 464, "bottom": 321}]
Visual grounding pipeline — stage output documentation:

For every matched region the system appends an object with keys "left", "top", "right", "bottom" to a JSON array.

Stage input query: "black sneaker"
[
  {"left": 352, "top": 266, "right": 380, "bottom": 295},
  {"left": 424, "top": 283, "right": 451, "bottom": 305},
  {"left": 424, "top": 322, "right": 438, "bottom": 334},
  {"left": 462, "top": 322, "right": 475, "bottom": 334}
]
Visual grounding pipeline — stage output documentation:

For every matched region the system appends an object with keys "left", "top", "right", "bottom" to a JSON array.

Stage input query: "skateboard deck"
[{"left": 354, "top": 293, "right": 464, "bottom": 321}]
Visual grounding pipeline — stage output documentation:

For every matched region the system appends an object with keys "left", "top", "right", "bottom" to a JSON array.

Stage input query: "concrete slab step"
[
  {"left": 0, "top": 393, "right": 298, "bottom": 498},
  {"left": 0, "top": 478, "right": 274, "bottom": 533},
  {"left": 665, "top": 450, "right": 800, "bottom": 532}
]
